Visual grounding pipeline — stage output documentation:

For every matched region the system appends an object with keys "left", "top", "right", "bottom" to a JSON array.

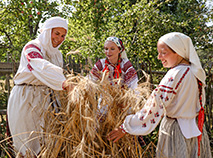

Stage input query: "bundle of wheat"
[{"left": 39, "top": 71, "right": 152, "bottom": 158}]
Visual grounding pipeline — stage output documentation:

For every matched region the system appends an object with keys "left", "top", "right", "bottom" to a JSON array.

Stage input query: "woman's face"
[
  {"left": 104, "top": 41, "right": 120, "bottom": 65},
  {"left": 157, "top": 41, "right": 182, "bottom": 68},
  {"left": 51, "top": 27, "right": 67, "bottom": 48}
]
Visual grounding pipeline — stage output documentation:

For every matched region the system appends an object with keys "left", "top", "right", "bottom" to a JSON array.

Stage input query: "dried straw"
[
  {"left": 39, "top": 70, "right": 152, "bottom": 158},
  {"left": 0, "top": 70, "right": 155, "bottom": 158}
]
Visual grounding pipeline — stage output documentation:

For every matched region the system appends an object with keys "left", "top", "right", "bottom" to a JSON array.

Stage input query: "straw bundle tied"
[
  {"left": 39, "top": 70, "right": 152, "bottom": 158},
  {"left": 1, "top": 70, "right": 154, "bottom": 158}
]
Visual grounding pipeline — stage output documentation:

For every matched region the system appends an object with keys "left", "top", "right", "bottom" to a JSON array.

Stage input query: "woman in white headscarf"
[
  {"left": 7, "top": 16, "right": 69, "bottom": 157},
  {"left": 107, "top": 32, "right": 212, "bottom": 158}
]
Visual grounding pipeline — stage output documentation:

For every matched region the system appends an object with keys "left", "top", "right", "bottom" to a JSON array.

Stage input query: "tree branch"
[{"left": 0, "top": 29, "right": 13, "bottom": 47}]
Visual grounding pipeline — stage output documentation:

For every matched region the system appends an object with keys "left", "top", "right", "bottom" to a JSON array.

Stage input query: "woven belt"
[
  {"left": 16, "top": 83, "right": 45, "bottom": 86},
  {"left": 166, "top": 115, "right": 177, "bottom": 120}
]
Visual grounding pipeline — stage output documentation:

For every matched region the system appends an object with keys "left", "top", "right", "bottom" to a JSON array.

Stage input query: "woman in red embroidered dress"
[
  {"left": 90, "top": 37, "right": 138, "bottom": 112},
  {"left": 91, "top": 37, "right": 140, "bottom": 115},
  {"left": 91, "top": 37, "right": 138, "bottom": 90},
  {"left": 107, "top": 32, "right": 212, "bottom": 158},
  {"left": 7, "top": 17, "right": 70, "bottom": 157}
]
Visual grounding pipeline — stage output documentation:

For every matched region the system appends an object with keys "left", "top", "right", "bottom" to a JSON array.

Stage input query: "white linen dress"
[{"left": 7, "top": 39, "right": 66, "bottom": 155}]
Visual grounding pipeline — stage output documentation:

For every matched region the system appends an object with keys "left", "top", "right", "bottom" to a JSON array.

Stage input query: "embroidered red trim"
[
  {"left": 122, "top": 60, "right": 132, "bottom": 72},
  {"left": 158, "top": 85, "right": 173, "bottom": 90},
  {"left": 27, "top": 64, "right": 33, "bottom": 71},
  {"left": 142, "top": 123, "right": 146, "bottom": 127},
  {"left": 24, "top": 44, "right": 41, "bottom": 52},
  {"left": 150, "top": 119, "right": 155, "bottom": 124},
  {"left": 158, "top": 88, "right": 176, "bottom": 94},
  {"left": 26, "top": 51, "right": 43, "bottom": 62},
  {"left": 95, "top": 59, "right": 103, "bottom": 71},
  {"left": 91, "top": 67, "right": 101, "bottom": 80},
  {"left": 120, "top": 125, "right": 127, "bottom": 134},
  {"left": 175, "top": 67, "right": 190, "bottom": 90}
]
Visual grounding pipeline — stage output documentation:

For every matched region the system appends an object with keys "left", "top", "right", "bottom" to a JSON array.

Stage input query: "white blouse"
[
  {"left": 14, "top": 39, "right": 66, "bottom": 90},
  {"left": 121, "top": 65, "right": 202, "bottom": 139}
]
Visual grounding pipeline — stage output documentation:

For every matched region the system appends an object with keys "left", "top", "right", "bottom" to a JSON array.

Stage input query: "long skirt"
[
  {"left": 7, "top": 85, "right": 50, "bottom": 156},
  {"left": 156, "top": 116, "right": 212, "bottom": 158}
]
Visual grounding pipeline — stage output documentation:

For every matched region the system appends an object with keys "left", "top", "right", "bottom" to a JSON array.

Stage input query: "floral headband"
[{"left": 105, "top": 37, "right": 125, "bottom": 53}]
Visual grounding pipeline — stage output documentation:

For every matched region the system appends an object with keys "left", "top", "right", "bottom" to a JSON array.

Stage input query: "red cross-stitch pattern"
[
  {"left": 120, "top": 124, "right": 127, "bottom": 133},
  {"left": 122, "top": 60, "right": 132, "bottom": 72},
  {"left": 142, "top": 123, "right": 146, "bottom": 127},
  {"left": 151, "top": 119, "right": 155, "bottom": 124},
  {"left": 158, "top": 88, "right": 176, "bottom": 94},
  {"left": 158, "top": 85, "right": 173, "bottom": 90},
  {"left": 168, "top": 77, "right": 174, "bottom": 82},
  {"left": 154, "top": 112, "right": 159, "bottom": 117},
  {"left": 95, "top": 59, "right": 103, "bottom": 71},
  {"left": 26, "top": 51, "right": 43, "bottom": 61},
  {"left": 91, "top": 67, "right": 101, "bottom": 80},
  {"left": 24, "top": 44, "right": 41, "bottom": 52},
  {"left": 165, "top": 96, "right": 169, "bottom": 101},
  {"left": 140, "top": 116, "right": 144, "bottom": 121},
  {"left": 124, "top": 68, "right": 137, "bottom": 83}
]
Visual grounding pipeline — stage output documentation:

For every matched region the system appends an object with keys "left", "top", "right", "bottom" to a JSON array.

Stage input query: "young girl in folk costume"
[
  {"left": 90, "top": 37, "right": 138, "bottom": 113},
  {"left": 108, "top": 32, "right": 212, "bottom": 158},
  {"left": 91, "top": 36, "right": 138, "bottom": 89},
  {"left": 7, "top": 17, "right": 70, "bottom": 157}
]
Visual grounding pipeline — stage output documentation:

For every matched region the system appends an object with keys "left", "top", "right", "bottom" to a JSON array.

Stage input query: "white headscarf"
[
  {"left": 159, "top": 32, "right": 206, "bottom": 86},
  {"left": 37, "top": 16, "right": 68, "bottom": 67},
  {"left": 105, "top": 37, "right": 128, "bottom": 59}
]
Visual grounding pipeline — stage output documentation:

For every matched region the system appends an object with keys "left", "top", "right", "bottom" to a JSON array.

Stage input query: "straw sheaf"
[
  {"left": 38, "top": 70, "right": 152, "bottom": 157},
  {"left": 0, "top": 71, "right": 150, "bottom": 157}
]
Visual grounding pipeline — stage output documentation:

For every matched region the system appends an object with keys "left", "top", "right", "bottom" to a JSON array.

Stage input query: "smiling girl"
[{"left": 107, "top": 32, "right": 212, "bottom": 158}]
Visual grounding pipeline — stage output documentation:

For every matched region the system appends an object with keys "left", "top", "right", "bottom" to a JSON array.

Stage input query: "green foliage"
[
  {"left": 0, "top": 0, "right": 212, "bottom": 70},
  {"left": 63, "top": 0, "right": 212, "bottom": 71},
  {"left": 0, "top": 0, "right": 70, "bottom": 62}
]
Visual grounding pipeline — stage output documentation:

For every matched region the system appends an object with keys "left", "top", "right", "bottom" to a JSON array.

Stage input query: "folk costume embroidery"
[
  {"left": 121, "top": 65, "right": 202, "bottom": 139},
  {"left": 13, "top": 40, "right": 66, "bottom": 90},
  {"left": 91, "top": 58, "right": 138, "bottom": 89},
  {"left": 7, "top": 17, "right": 68, "bottom": 156}
]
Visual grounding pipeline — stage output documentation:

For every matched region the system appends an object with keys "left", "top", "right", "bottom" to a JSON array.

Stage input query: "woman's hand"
[
  {"left": 66, "top": 84, "right": 74, "bottom": 92},
  {"left": 62, "top": 80, "right": 75, "bottom": 92},
  {"left": 107, "top": 127, "right": 126, "bottom": 143}
]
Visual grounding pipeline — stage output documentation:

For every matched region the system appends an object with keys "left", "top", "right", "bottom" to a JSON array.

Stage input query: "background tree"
[
  {"left": 64, "top": 0, "right": 212, "bottom": 71},
  {"left": 1, "top": 0, "right": 212, "bottom": 70},
  {"left": 0, "top": 0, "right": 70, "bottom": 62}
]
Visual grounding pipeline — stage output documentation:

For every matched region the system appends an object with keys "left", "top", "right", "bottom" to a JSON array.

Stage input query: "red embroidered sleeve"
[
  {"left": 91, "top": 67, "right": 101, "bottom": 80},
  {"left": 122, "top": 61, "right": 132, "bottom": 72},
  {"left": 90, "top": 60, "right": 103, "bottom": 80},
  {"left": 95, "top": 59, "right": 103, "bottom": 71},
  {"left": 26, "top": 51, "right": 43, "bottom": 62},
  {"left": 24, "top": 44, "right": 41, "bottom": 52},
  {"left": 24, "top": 44, "right": 43, "bottom": 71},
  {"left": 124, "top": 67, "right": 137, "bottom": 83}
]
